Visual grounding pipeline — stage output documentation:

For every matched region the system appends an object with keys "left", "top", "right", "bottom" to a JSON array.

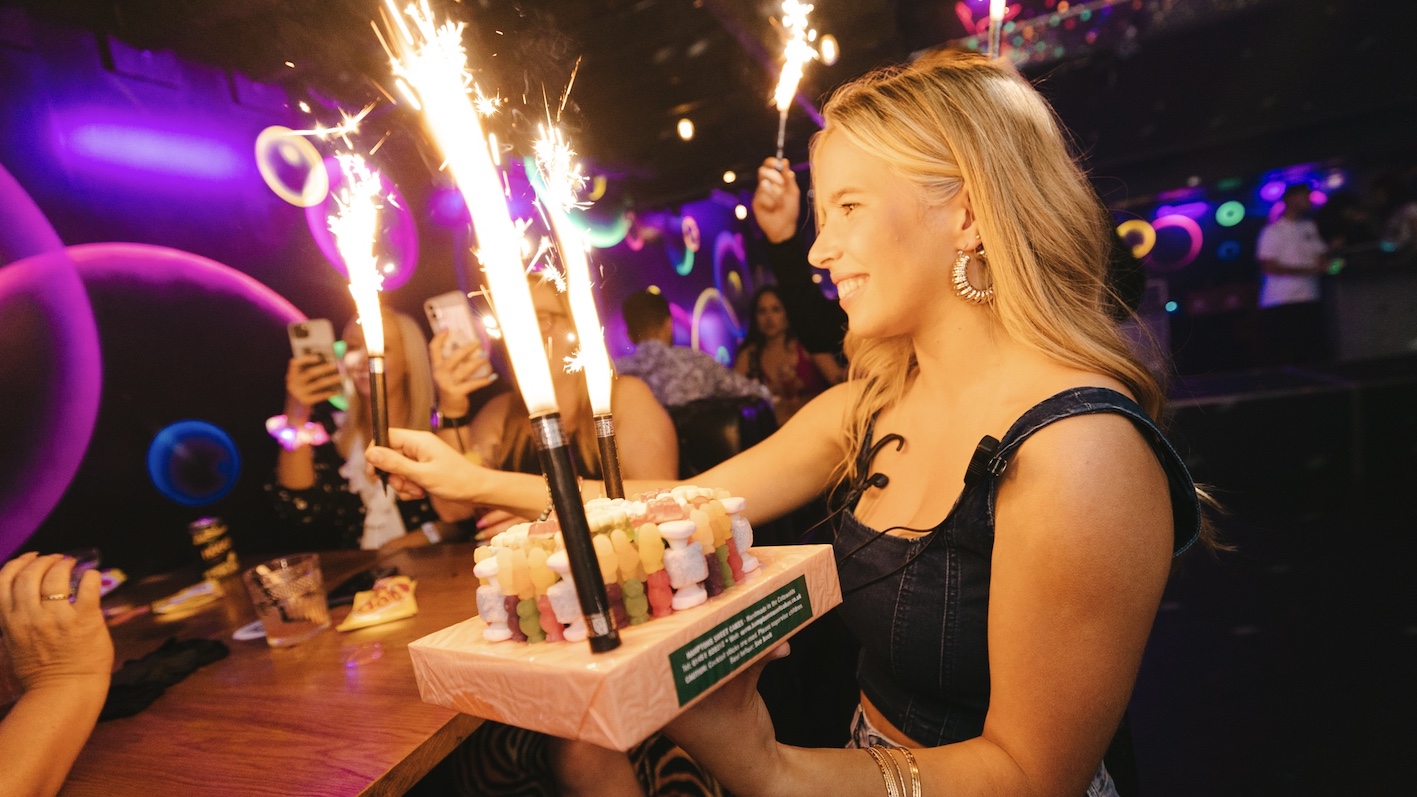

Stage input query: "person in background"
[
  {"left": 615, "top": 288, "right": 771, "bottom": 408},
  {"left": 1370, "top": 172, "right": 1417, "bottom": 255},
  {"left": 0, "top": 552, "right": 114, "bottom": 797},
  {"left": 367, "top": 50, "right": 1214, "bottom": 797},
  {"left": 735, "top": 285, "right": 844, "bottom": 423},
  {"left": 1256, "top": 183, "right": 1330, "bottom": 365},
  {"left": 752, "top": 157, "right": 850, "bottom": 358},
  {"left": 265, "top": 310, "right": 444, "bottom": 552}
]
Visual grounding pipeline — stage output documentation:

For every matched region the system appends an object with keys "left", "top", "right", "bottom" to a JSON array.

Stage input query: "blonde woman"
[{"left": 368, "top": 51, "right": 1213, "bottom": 797}]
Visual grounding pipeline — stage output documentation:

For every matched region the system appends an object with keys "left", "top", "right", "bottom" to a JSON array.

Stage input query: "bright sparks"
[
  {"left": 534, "top": 124, "right": 615, "bottom": 416},
  {"left": 380, "top": 0, "right": 558, "bottom": 415},
  {"left": 290, "top": 104, "right": 375, "bottom": 148},
  {"left": 773, "top": 1, "right": 817, "bottom": 113},
  {"left": 328, "top": 153, "right": 386, "bottom": 355}
]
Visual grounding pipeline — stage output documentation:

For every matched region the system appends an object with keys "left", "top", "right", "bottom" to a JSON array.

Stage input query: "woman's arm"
[
  {"left": 734, "top": 345, "right": 755, "bottom": 377},
  {"left": 810, "top": 352, "right": 845, "bottom": 385},
  {"left": 665, "top": 412, "right": 1174, "bottom": 797},
  {"left": 429, "top": 330, "right": 499, "bottom": 453},
  {"left": 0, "top": 555, "right": 114, "bottom": 797},
  {"left": 368, "top": 381, "right": 856, "bottom": 526},
  {"left": 275, "top": 355, "right": 342, "bottom": 490},
  {"left": 611, "top": 376, "right": 679, "bottom": 479}
]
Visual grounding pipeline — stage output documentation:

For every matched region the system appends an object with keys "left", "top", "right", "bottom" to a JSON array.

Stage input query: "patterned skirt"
[{"left": 443, "top": 721, "right": 727, "bottom": 797}]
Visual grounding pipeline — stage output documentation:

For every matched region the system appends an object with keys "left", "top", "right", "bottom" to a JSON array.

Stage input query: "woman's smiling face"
[{"left": 808, "top": 130, "right": 972, "bottom": 340}]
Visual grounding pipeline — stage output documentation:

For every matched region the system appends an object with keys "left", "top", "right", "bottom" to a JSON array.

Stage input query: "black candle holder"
[
  {"left": 593, "top": 414, "right": 625, "bottom": 500},
  {"left": 368, "top": 354, "right": 390, "bottom": 486},
  {"left": 532, "top": 413, "right": 621, "bottom": 653}
]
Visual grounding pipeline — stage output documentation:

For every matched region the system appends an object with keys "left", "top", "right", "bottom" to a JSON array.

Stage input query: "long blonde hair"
[
  {"left": 814, "top": 51, "right": 1164, "bottom": 488},
  {"left": 338, "top": 310, "right": 435, "bottom": 455}
]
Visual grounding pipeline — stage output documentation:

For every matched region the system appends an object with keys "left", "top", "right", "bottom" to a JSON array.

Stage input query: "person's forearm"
[
  {"left": 275, "top": 445, "right": 318, "bottom": 490},
  {"left": 0, "top": 679, "right": 108, "bottom": 797}
]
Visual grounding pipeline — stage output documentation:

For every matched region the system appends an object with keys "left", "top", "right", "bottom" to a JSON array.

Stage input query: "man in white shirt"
[{"left": 1256, "top": 184, "right": 1329, "bottom": 364}]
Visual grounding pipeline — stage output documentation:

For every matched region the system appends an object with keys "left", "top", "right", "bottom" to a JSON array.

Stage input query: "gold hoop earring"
[{"left": 952, "top": 249, "right": 995, "bottom": 304}]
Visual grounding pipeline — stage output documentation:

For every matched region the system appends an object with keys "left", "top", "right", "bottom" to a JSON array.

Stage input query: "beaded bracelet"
[{"left": 265, "top": 414, "right": 331, "bottom": 451}]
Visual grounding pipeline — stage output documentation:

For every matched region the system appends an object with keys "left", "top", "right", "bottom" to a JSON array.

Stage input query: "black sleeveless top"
[{"left": 832, "top": 387, "right": 1201, "bottom": 747}]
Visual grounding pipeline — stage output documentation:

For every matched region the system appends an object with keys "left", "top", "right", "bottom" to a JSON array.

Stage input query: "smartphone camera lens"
[{"left": 293, "top": 324, "right": 309, "bottom": 338}]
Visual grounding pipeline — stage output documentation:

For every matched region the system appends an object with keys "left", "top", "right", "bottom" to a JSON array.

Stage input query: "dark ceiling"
[{"left": 9, "top": 0, "right": 1416, "bottom": 207}]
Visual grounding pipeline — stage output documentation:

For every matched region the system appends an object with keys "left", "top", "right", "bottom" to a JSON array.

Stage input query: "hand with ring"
[{"left": 0, "top": 553, "right": 114, "bottom": 694}]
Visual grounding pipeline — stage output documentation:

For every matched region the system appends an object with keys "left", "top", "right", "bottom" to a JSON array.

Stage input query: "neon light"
[
  {"left": 1116, "top": 219, "right": 1156, "bottom": 259},
  {"left": 146, "top": 420, "right": 242, "bottom": 506},
  {"left": 1154, "top": 201, "right": 1209, "bottom": 220},
  {"left": 1150, "top": 214, "right": 1204, "bottom": 271},
  {"left": 1215, "top": 201, "right": 1245, "bottom": 227},
  {"left": 1164, "top": 301, "right": 1178, "bottom": 313},
  {"left": 66, "top": 124, "right": 243, "bottom": 180}
]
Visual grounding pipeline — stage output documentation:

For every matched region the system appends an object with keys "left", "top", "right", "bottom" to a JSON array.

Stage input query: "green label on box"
[{"left": 669, "top": 575, "right": 814, "bottom": 706}]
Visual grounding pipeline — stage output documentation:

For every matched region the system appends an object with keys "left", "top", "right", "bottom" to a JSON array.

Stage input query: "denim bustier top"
[{"left": 832, "top": 387, "right": 1201, "bottom": 747}]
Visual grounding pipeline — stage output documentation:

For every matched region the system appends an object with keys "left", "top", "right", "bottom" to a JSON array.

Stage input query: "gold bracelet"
[
  {"left": 865, "top": 746, "right": 901, "bottom": 797},
  {"left": 896, "top": 747, "right": 922, "bottom": 797}
]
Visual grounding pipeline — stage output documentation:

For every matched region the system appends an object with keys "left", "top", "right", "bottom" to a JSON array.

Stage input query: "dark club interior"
[{"left": 1, "top": 0, "right": 1414, "bottom": 795}]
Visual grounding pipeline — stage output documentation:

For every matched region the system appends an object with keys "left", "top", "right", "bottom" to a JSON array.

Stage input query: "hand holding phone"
[
  {"left": 286, "top": 319, "right": 342, "bottom": 411},
  {"left": 424, "top": 292, "right": 491, "bottom": 369}
]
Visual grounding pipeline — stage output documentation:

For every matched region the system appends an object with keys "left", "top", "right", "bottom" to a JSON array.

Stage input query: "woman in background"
[
  {"left": 266, "top": 310, "right": 441, "bottom": 552},
  {"left": 734, "top": 285, "right": 844, "bottom": 423}
]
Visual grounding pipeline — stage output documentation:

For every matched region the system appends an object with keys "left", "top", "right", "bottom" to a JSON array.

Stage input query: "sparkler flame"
[
  {"left": 328, "top": 152, "right": 386, "bottom": 355},
  {"left": 773, "top": 0, "right": 817, "bottom": 113},
  {"left": 290, "top": 104, "right": 375, "bottom": 148},
  {"left": 380, "top": 0, "right": 558, "bottom": 415},
  {"left": 533, "top": 124, "right": 615, "bottom": 416}
]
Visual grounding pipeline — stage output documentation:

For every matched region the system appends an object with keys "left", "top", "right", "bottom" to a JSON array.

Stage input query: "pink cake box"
[{"left": 408, "top": 544, "right": 841, "bottom": 751}]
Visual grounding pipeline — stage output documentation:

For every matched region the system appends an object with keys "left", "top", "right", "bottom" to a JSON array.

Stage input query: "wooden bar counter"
[{"left": 39, "top": 543, "right": 486, "bottom": 796}]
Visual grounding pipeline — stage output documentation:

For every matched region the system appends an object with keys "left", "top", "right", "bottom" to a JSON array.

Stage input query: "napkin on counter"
[{"left": 99, "top": 637, "right": 229, "bottom": 721}]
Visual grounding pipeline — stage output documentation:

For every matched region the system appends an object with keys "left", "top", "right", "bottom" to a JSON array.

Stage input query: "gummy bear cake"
[{"left": 471, "top": 486, "right": 757, "bottom": 643}]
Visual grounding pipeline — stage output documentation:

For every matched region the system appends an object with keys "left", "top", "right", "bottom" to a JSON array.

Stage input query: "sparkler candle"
[
  {"left": 772, "top": 0, "right": 817, "bottom": 162},
  {"left": 328, "top": 153, "right": 391, "bottom": 482},
  {"left": 988, "top": 0, "right": 1006, "bottom": 58},
  {"left": 381, "top": 0, "right": 619, "bottom": 652},
  {"left": 533, "top": 125, "right": 624, "bottom": 499}
]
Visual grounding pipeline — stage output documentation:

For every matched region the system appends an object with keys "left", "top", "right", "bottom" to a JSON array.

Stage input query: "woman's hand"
[
  {"left": 429, "top": 331, "right": 497, "bottom": 417},
  {"left": 663, "top": 643, "right": 791, "bottom": 797},
  {"left": 284, "top": 355, "right": 342, "bottom": 418},
  {"left": 0, "top": 553, "right": 114, "bottom": 695},
  {"left": 473, "top": 510, "right": 531, "bottom": 542},
  {"left": 752, "top": 157, "right": 802, "bottom": 245},
  {"left": 366, "top": 428, "right": 483, "bottom": 517}
]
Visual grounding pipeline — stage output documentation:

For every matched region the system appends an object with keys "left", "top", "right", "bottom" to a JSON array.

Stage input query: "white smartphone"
[
  {"left": 287, "top": 318, "right": 338, "bottom": 365},
  {"left": 424, "top": 291, "right": 493, "bottom": 378}
]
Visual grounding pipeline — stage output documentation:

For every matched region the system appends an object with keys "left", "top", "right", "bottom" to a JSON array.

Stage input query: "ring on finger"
[{"left": 43, "top": 593, "right": 70, "bottom": 602}]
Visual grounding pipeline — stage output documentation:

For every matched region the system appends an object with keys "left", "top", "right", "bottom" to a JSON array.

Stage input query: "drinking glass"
[{"left": 241, "top": 554, "right": 331, "bottom": 647}]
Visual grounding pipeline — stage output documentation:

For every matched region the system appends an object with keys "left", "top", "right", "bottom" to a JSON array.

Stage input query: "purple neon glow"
[
  {"left": 67, "top": 242, "right": 306, "bottom": 324},
  {"left": 0, "top": 162, "right": 64, "bottom": 265},
  {"left": 305, "top": 157, "right": 418, "bottom": 291},
  {"left": 1259, "top": 180, "right": 1288, "bottom": 202},
  {"left": 64, "top": 124, "right": 245, "bottom": 180},
  {"left": 1150, "top": 214, "right": 1205, "bottom": 271},
  {"left": 1153, "top": 201, "right": 1209, "bottom": 221},
  {"left": 0, "top": 249, "right": 102, "bottom": 561}
]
